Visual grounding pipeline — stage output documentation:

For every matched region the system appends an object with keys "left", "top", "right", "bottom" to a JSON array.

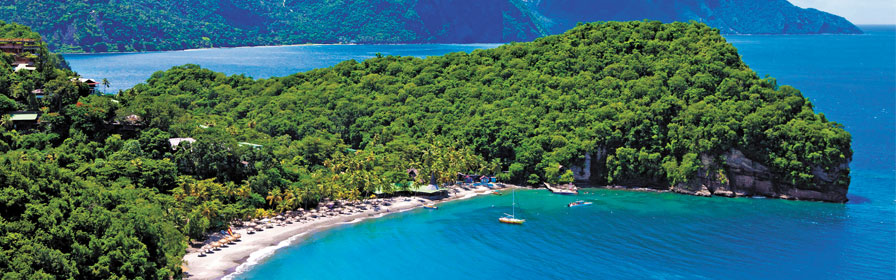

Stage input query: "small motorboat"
[
  {"left": 491, "top": 190, "right": 502, "bottom": 195},
  {"left": 423, "top": 204, "right": 438, "bottom": 209},
  {"left": 567, "top": 200, "right": 593, "bottom": 207}
]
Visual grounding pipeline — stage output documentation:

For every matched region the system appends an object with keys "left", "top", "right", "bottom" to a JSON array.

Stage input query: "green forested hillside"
[
  {"left": 0, "top": 21, "right": 851, "bottom": 278},
  {"left": 0, "top": 0, "right": 540, "bottom": 52},
  {"left": 0, "top": 21, "right": 185, "bottom": 279},
  {"left": 0, "top": 0, "right": 861, "bottom": 53}
]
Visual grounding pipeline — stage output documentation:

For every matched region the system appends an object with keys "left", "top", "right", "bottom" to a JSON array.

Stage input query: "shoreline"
[
  {"left": 59, "top": 42, "right": 505, "bottom": 55},
  {"left": 59, "top": 43, "right": 357, "bottom": 55},
  {"left": 182, "top": 184, "right": 512, "bottom": 280}
]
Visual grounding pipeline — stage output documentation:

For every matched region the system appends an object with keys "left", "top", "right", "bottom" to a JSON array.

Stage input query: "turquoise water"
[
  {"left": 234, "top": 175, "right": 894, "bottom": 279},
  {"left": 64, "top": 27, "right": 895, "bottom": 279}
]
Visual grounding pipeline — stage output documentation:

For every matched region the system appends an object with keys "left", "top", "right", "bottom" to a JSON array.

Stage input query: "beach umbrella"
[{"left": 234, "top": 233, "right": 242, "bottom": 240}]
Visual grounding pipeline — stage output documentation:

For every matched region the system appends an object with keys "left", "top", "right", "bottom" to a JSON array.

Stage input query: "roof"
[
  {"left": 71, "top": 78, "right": 98, "bottom": 85},
  {"left": 8, "top": 112, "right": 38, "bottom": 121},
  {"left": 168, "top": 138, "right": 196, "bottom": 147},
  {"left": 14, "top": 64, "right": 35, "bottom": 72},
  {"left": 238, "top": 142, "right": 263, "bottom": 149}
]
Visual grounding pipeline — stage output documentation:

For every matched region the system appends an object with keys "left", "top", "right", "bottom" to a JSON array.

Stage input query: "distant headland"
[{"left": 0, "top": 0, "right": 862, "bottom": 53}]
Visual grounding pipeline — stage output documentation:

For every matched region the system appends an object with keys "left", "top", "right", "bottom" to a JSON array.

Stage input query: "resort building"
[
  {"left": 4, "top": 111, "right": 40, "bottom": 130},
  {"left": 169, "top": 137, "right": 197, "bottom": 150},
  {"left": 238, "top": 142, "right": 263, "bottom": 149},
  {"left": 0, "top": 38, "right": 40, "bottom": 69},
  {"left": 71, "top": 78, "right": 99, "bottom": 94}
]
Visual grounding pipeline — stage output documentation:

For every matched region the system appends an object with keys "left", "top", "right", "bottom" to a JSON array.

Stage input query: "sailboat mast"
[{"left": 512, "top": 187, "right": 515, "bottom": 217}]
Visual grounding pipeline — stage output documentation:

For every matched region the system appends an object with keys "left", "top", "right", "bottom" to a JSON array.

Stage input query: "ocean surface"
[{"left": 64, "top": 26, "right": 896, "bottom": 279}]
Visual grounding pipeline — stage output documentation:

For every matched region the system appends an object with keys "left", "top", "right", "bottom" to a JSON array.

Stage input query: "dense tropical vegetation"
[
  {"left": 0, "top": 20, "right": 851, "bottom": 278},
  {"left": 0, "top": 0, "right": 860, "bottom": 53}
]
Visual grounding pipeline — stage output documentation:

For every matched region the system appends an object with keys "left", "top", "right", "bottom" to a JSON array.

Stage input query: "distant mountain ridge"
[
  {"left": 0, "top": 0, "right": 861, "bottom": 52},
  {"left": 526, "top": 0, "right": 862, "bottom": 35}
]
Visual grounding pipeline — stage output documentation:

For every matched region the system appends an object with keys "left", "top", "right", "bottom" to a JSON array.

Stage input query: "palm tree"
[
  {"left": 280, "top": 189, "right": 299, "bottom": 212},
  {"left": 266, "top": 188, "right": 282, "bottom": 206},
  {"left": 101, "top": 78, "right": 110, "bottom": 95}
]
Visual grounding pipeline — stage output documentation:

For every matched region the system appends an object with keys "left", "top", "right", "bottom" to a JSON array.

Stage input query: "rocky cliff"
[{"left": 573, "top": 149, "right": 850, "bottom": 203}]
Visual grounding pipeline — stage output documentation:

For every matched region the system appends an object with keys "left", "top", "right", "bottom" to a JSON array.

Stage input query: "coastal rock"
[
  {"left": 713, "top": 149, "right": 848, "bottom": 202},
  {"left": 591, "top": 149, "right": 850, "bottom": 203},
  {"left": 570, "top": 147, "right": 606, "bottom": 181}
]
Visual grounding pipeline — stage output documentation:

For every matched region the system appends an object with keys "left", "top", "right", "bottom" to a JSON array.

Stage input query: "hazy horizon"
[{"left": 789, "top": 0, "right": 896, "bottom": 25}]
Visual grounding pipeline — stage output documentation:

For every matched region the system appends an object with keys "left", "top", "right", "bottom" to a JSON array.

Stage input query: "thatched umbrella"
[
  {"left": 211, "top": 242, "right": 222, "bottom": 250},
  {"left": 234, "top": 233, "right": 242, "bottom": 240}
]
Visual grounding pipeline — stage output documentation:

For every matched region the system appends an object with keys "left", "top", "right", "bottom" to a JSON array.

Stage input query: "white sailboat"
[{"left": 499, "top": 187, "right": 525, "bottom": 225}]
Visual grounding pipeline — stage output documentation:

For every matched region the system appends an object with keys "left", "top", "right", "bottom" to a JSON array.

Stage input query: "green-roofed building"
[{"left": 5, "top": 111, "right": 39, "bottom": 130}]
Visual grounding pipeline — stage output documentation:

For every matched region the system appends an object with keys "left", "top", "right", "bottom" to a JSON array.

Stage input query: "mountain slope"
[
  {"left": 528, "top": 0, "right": 862, "bottom": 35},
  {"left": 0, "top": 0, "right": 861, "bottom": 52}
]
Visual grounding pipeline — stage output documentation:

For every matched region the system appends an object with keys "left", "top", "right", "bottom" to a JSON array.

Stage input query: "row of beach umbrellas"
[
  {"left": 199, "top": 198, "right": 402, "bottom": 256},
  {"left": 198, "top": 233, "right": 242, "bottom": 256}
]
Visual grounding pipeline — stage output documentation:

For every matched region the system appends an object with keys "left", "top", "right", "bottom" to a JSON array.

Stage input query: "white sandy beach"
[{"left": 182, "top": 184, "right": 511, "bottom": 280}]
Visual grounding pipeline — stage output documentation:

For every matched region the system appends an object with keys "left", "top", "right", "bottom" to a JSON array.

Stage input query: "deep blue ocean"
[{"left": 64, "top": 26, "right": 896, "bottom": 279}]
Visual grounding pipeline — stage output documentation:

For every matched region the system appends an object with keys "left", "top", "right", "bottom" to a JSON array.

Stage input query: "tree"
[{"left": 101, "top": 78, "right": 110, "bottom": 94}]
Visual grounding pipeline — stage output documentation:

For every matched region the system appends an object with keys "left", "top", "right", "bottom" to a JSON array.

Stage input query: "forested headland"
[{"left": 0, "top": 20, "right": 850, "bottom": 278}]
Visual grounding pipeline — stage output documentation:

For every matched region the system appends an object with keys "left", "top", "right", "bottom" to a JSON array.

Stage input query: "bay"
[
  {"left": 63, "top": 26, "right": 896, "bottom": 279},
  {"left": 63, "top": 44, "right": 501, "bottom": 94}
]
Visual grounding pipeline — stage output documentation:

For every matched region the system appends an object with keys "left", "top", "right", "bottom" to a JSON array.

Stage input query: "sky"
[{"left": 788, "top": 0, "right": 896, "bottom": 25}]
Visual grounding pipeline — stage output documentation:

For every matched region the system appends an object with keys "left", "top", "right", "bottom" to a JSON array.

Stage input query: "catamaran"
[{"left": 499, "top": 187, "right": 525, "bottom": 224}]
